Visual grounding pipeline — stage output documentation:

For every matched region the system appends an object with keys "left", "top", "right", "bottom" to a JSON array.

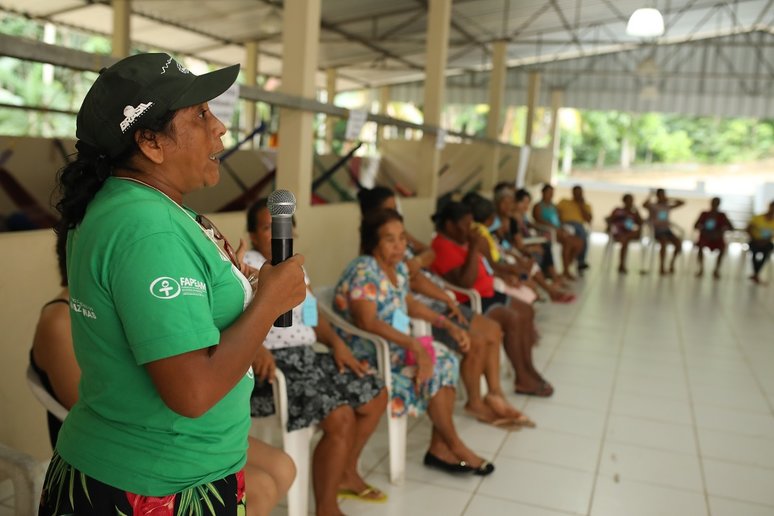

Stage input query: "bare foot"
[
  {"left": 618, "top": 267, "right": 628, "bottom": 275},
  {"left": 464, "top": 401, "right": 499, "bottom": 423},
  {"left": 695, "top": 270, "right": 703, "bottom": 278},
  {"left": 339, "top": 471, "right": 386, "bottom": 502},
  {"left": 713, "top": 270, "right": 721, "bottom": 279}
]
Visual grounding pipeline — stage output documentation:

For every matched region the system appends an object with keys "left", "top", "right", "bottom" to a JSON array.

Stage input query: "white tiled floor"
[{"left": 4, "top": 242, "right": 774, "bottom": 515}]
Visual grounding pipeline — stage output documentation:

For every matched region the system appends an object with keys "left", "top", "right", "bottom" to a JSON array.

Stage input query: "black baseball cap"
[{"left": 76, "top": 53, "right": 240, "bottom": 158}]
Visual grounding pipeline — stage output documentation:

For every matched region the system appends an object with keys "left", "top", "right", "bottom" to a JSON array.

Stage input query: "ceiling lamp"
[{"left": 626, "top": 8, "right": 665, "bottom": 38}]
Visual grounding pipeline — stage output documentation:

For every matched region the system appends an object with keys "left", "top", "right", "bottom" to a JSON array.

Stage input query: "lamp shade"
[{"left": 626, "top": 8, "right": 665, "bottom": 38}]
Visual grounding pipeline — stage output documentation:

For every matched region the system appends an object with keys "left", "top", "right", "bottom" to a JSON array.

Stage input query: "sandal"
[
  {"left": 482, "top": 394, "right": 536, "bottom": 429},
  {"left": 464, "top": 407, "right": 523, "bottom": 431},
  {"left": 337, "top": 484, "right": 388, "bottom": 503},
  {"left": 515, "top": 381, "right": 554, "bottom": 398}
]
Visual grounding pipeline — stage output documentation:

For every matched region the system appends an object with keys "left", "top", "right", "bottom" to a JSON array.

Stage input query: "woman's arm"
[
  {"left": 405, "top": 294, "right": 470, "bottom": 353},
  {"left": 313, "top": 310, "right": 369, "bottom": 377},
  {"left": 406, "top": 231, "right": 430, "bottom": 254},
  {"left": 532, "top": 203, "right": 545, "bottom": 224},
  {"left": 145, "top": 256, "right": 307, "bottom": 418},
  {"left": 349, "top": 297, "right": 433, "bottom": 386}
]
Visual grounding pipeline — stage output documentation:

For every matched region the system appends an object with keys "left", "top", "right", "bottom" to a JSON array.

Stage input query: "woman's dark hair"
[
  {"left": 55, "top": 229, "right": 68, "bottom": 287},
  {"left": 468, "top": 196, "right": 496, "bottom": 224},
  {"left": 53, "top": 111, "right": 177, "bottom": 242},
  {"left": 360, "top": 208, "right": 403, "bottom": 255},
  {"left": 541, "top": 183, "right": 553, "bottom": 193},
  {"left": 515, "top": 188, "right": 532, "bottom": 202},
  {"left": 246, "top": 198, "right": 269, "bottom": 232},
  {"left": 357, "top": 186, "right": 395, "bottom": 217},
  {"left": 432, "top": 201, "right": 471, "bottom": 232}
]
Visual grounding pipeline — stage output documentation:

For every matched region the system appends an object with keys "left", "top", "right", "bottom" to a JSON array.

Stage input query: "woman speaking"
[{"left": 38, "top": 53, "right": 306, "bottom": 515}]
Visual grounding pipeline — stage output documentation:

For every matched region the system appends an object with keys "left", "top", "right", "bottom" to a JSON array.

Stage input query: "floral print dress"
[{"left": 333, "top": 255, "right": 459, "bottom": 418}]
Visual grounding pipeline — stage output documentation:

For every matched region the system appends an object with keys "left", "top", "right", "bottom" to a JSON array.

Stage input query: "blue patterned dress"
[{"left": 333, "top": 255, "right": 459, "bottom": 418}]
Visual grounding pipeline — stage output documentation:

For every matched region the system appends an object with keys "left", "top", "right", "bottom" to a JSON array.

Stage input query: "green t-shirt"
[{"left": 57, "top": 177, "right": 254, "bottom": 496}]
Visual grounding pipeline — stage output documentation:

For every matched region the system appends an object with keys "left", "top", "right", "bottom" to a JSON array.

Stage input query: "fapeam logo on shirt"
[{"left": 150, "top": 276, "right": 207, "bottom": 300}]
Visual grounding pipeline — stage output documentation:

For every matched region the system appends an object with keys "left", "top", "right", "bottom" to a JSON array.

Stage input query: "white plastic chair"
[
  {"left": 21, "top": 365, "right": 68, "bottom": 516},
  {"left": 315, "top": 287, "right": 408, "bottom": 487},
  {"left": 440, "top": 280, "right": 482, "bottom": 314},
  {"left": 26, "top": 365, "right": 69, "bottom": 423},
  {"left": 0, "top": 443, "right": 48, "bottom": 516},
  {"left": 249, "top": 366, "right": 317, "bottom": 516}
]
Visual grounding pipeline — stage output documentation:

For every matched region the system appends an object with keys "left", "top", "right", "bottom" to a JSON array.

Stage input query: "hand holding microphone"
[{"left": 267, "top": 189, "right": 298, "bottom": 327}]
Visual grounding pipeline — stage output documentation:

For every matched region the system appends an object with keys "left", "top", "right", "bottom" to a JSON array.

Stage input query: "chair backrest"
[{"left": 26, "top": 365, "right": 69, "bottom": 423}]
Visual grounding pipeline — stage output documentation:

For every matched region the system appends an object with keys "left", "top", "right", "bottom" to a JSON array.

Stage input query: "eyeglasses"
[{"left": 196, "top": 214, "right": 240, "bottom": 270}]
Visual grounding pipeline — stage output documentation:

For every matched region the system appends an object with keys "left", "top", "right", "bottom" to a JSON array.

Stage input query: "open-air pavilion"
[{"left": 1, "top": 2, "right": 773, "bottom": 515}]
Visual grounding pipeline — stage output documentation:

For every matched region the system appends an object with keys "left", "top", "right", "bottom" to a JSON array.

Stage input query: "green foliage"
[{"left": 564, "top": 109, "right": 773, "bottom": 168}]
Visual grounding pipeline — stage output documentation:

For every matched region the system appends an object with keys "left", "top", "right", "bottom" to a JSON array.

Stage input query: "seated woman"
[
  {"left": 694, "top": 197, "right": 733, "bottom": 279},
  {"left": 467, "top": 191, "right": 573, "bottom": 304},
  {"left": 643, "top": 188, "right": 685, "bottom": 275},
  {"left": 30, "top": 234, "right": 78, "bottom": 448},
  {"left": 358, "top": 187, "right": 531, "bottom": 426},
  {"left": 244, "top": 199, "right": 389, "bottom": 514},
  {"left": 334, "top": 209, "right": 495, "bottom": 475},
  {"left": 532, "top": 184, "right": 584, "bottom": 280},
  {"left": 746, "top": 201, "right": 774, "bottom": 284},
  {"left": 606, "top": 194, "right": 644, "bottom": 274},
  {"left": 504, "top": 187, "right": 565, "bottom": 288},
  {"left": 432, "top": 201, "right": 553, "bottom": 397}
]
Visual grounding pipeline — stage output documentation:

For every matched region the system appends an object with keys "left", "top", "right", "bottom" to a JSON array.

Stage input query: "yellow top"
[
  {"left": 749, "top": 214, "right": 774, "bottom": 241},
  {"left": 473, "top": 222, "right": 501, "bottom": 263},
  {"left": 557, "top": 199, "right": 592, "bottom": 224}
]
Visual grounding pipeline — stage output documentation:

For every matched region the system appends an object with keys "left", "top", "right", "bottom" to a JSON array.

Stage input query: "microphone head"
[{"left": 267, "top": 189, "right": 296, "bottom": 217}]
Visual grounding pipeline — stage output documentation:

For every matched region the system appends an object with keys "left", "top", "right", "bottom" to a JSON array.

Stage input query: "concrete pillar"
[
  {"left": 244, "top": 41, "right": 259, "bottom": 149},
  {"left": 276, "top": 0, "right": 321, "bottom": 211},
  {"left": 482, "top": 40, "right": 507, "bottom": 192},
  {"left": 524, "top": 71, "right": 541, "bottom": 146},
  {"left": 417, "top": 0, "right": 452, "bottom": 199},
  {"left": 377, "top": 85, "right": 390, "bottom": 144},
  {"left": 549, "top": 89, "right": 564, "bottom": 179},
  {"left": 111, "top": 0, "right": 131, "bottom": 58},
  {"left": 325, "top": 68, "right": 337, "bottom": 154}
]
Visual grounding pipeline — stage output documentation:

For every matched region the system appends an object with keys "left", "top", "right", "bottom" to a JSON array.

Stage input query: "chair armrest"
[
  {"left": 439, "top": 279, "right": 482, "bottom": 314},
  {"left": 522, "top": 236, "right": 547, "bottom": 245}
]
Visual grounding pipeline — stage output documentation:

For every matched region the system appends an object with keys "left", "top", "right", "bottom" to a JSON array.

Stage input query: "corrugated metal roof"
[{"left": 0, "top": 0, "right": 771, "bottom": 115}]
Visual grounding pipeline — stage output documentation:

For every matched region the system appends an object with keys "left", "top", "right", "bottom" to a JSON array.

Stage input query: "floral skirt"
[
  {"left": 389, "top": 342, "right": 459, "bottom": 417},
  {"left": 38, "top": 452, "right": 246, "bottom": 515},
  {"left": 250, "top": 345, "right": 385, "bottom": 432}
]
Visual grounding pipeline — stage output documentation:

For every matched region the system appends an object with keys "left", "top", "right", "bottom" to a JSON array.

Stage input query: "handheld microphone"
[{"left": 267, "top": 189, "right": 297, "bottom": 327}]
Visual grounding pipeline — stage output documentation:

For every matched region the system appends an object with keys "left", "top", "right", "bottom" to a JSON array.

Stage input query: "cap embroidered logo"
[
  {"left": 160, "top": 56, "right": 190, "bottom": 75},
  {"left": 120, "top": 102, "right": 154, "bottom": 133}
]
